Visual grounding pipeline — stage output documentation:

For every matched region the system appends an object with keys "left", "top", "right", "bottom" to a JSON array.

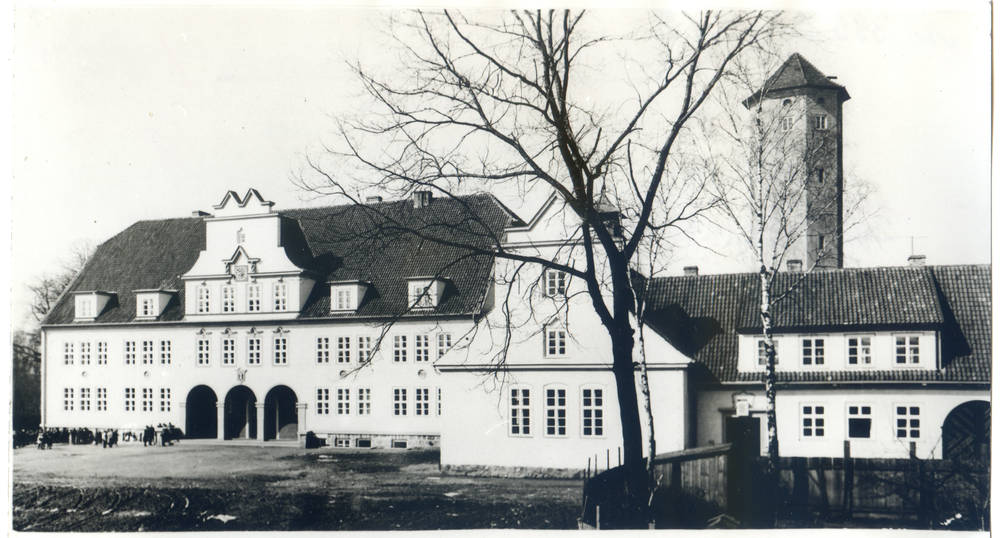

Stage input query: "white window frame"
[
  {"left": 247, "top": 285, "right": 261, "bottom": 312},
  {"left": 415, "top": 388, "right": 430, "bottom": 416},
  {"left": 336, "top": 288, "right": 353, "bottom": 311},
  {"left": 780, "top": 116, "right": 794, "bottom": 132},
  {"left": 247, "top": 337, "right": 262, "bottom": 365},
  {"left": 222, "top": 338, "right": 236, "bottom": 366},
  {"left": 545, "top": 270, "right": 567, "bottom": 296},
  {"left": 756, "top": 339, "right": 779, "bottom": 367},
  {"left": 124, "top": 387, "right": 136, "bottom": 411},
  {"left": 317, "top": 337, "right": 330, "bottom": 363},
  {"left": 414, "top": 334, "right": 430, "bottom": 362},
  {"left": 141, "top": 341, "right": 154, "bottom": 365},
  {"left": 96, "top": 342, "right": 108, "bottom": 365},
  {"left": 894, "top": 405, "right": 921, "bottom": 439},
  {"left": 847, "top": 404, "right": 874, "bottom": 440},
  {"left": 801, "top": 404, "right": 826, "bottom": 439},
  {"left": 222, "top": 286, "right": 236, "bottom": 313},
  {"left": 79, "top": 299, "right": 93, "bottom": 318},
  {"left": 337, "top": 336, "right": 351, "bottom": 363},
  {"left": 79, "top": 387, "right": 91, "bottom": 411},
  {"left": 96, "top": 388, "right": 107, "bottom": 411},
  {"left": 393, "top": 335, "right": 408, "bottom": 362},
  {"left": 337, "top": 388, "right": 350, "bottom": 415},
  {"left": 160, "top": 340, "right": 171, "bottom": 365},
  {"left": 393, "top": 388, "right": 407, "bottom": 416},
  {"left": 274, "top": 283, "right": 288, "bottom": 311},
  {"left": 814, "top": 115, "right": 829, "bottom": 130},
  {"left": 79, "top": 342, "right": 91, "bottom": 365},
  {"left": 64, "top": 342, "right": 74, "bottom": 365},
  {"left": 437, "top": 333, "right": 452, "bottom": 359},
  {"left": 357, "top": 388, "right": 371, "bottom": 415},
  {"left": 316, "top": 388, "right": 330, "bottom": 415},
  {"left": 357, "top": 336, "right": 373, "bottom": 363},
  {"left": 544, "top": 324, "right": 567, "bottom": 357},
  {"left": 64, "top": 388, "right": 74, "bottom": 411},
  {"left": 197, "top": 338, "right": 211, "bottom": 366},
  {"left": 197, "top": 286, "right": 210, "bottom": 313},
  {"left": 544, "top": 386, "right": 568, "bottom": 437},
  {"left": 141, "top": 297, "right": 155, "bottom": 317},
  {"left": 124, "top": 341, "right": 136, "bottom": 365},
  {"left": 437, "top": 387, "right": 442, "bottom": 416},
  {"left": 846, "top": 335, "right": 873, "bottom": 367},
  {"left": 509, "top": 386, "right": 532, "bottom": 437},
  {"left": 273, "top": 337, "right": 288, "bottom": 365},
  {"left": 894, "top": 335, "right": 921, "bottom": 366},
  {"left": 581, "top": 386, "right": 605, "bottom": 437},
  {"left": 142, "top": 387, "right": 154, "bottom": 412},
  {"left": 159, "top": 388, "right": 171, "bottom": 412},
  {"left": 801, "top": 337, "right": 825, "bottom": 366}
]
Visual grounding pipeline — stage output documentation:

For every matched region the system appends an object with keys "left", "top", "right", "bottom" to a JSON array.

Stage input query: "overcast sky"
[{"left": 10, "top": 3, "right": 992, "bottom": 331}]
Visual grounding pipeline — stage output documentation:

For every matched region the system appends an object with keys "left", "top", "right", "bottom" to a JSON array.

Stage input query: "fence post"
[{"left": 843, "top": 441, "right": 853, "bottom": 519}]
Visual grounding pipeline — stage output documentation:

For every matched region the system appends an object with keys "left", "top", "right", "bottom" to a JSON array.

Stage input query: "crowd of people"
[{"left": 12, "top": 424, "right": 181, "bottom": 450}]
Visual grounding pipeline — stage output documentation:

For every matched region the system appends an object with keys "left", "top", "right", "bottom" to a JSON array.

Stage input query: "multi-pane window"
[
  {"left": 357, "top": 388, "right": 371, "bottom": 415},
  {"left": 814, "top": 115, "right": 828, "bottom": 130},
  {"left": 64, "top": 388, "right": 74, "bottom": 411},
  {"left": 757, "top": 340, "right": 779, "bottom": 366},
  {"left": 895, "top": 406, "right": 921, "bottom": 439},
  {"left": 80, "top": 388, "right": 91, "bottom": 411},
  {"left": 337, "top": 389, "right": 350, "bottom": 415},
  {"left": 545, "top": 270, "right": 567, "bottom": 296},
  {"left": 96, "top": 342, "right": 108, "bottom": 365},
  {"left": 79, "top": 342, "right": 91, "bottom": 365},
  {"left": 394, "top": 335, "right": 408, "bottom": 362},
  {"left": 847, "top": 336, "right": 872, "bottom": 366},
  {"left": 124, "top": 341, "right": 136, "bottom": 365},
  {"left": 415, "top": 388, "right": 430, "bottom": 416},
  {"left": 64, "top": 342, "right": 74, "bottom": 365},
  {"left": 222, "top": 286, "right": 235, "bottom": 313},
  {"left": 274, "top": 284, "right": 288, "bottom": 311},
  {"left": 142, "top": 298, "right": 154, "bottom": 316},
  {"left": 247, "top": 285, "right": 261, "bottom": 312},
  {"left": 337, "top": 337, "right": 351, "bottom": 363},
  {"left": 124, "top": 388, "right": 136, "bottom": 411},
  {"left": 336, "top": 288, "right": 353, "bottom": 310},
  {"left": 895, "top": 336, "right": 920, "bottom": 365},
  {"left": 437, "top": 334, "right": 452, "bottom": 359},
  {"left": 358, "top": 337, "right": 373, "bottom": 363},
  {"left": 801, "top": 405, "right": 825, "bottom": 438},
  {"left": 316, "top": 389, "right": 330, "bottom": 415},
  {"left": 222, "top": 338, "right": 236, "bottom": 365},
  {"left": 581, "top": 388, "right": 604, "bottom": 437},
  {"left": 247, "top": 338, "right": 262, "bottom": 365},
  {"left": 274, "top": 338, "right": 288, "bottom": 365},
  {"left": 197, "top": 286, "right": 210, "bottom": 313},
  {"left": 545, "top": 326, "right": 567, "bottom": 356},
  {"left": 437, "top": 387, "right": 442, "bottom": 416},
  {"left": 160, "top": 341, "right": 171, "bottom": 365},
  {"left": 545, "top": 388, "right": 567, "bottom": 437},
  {"left": 142, "top": 388, "right": 154, "bottom": 412},
  {"left": 802, "top": 338, "right": 825, "bottom": 366},
  {"left": 847, "top": 405, "right": 873, "bottom": 439},
  {"left": 780, "top": 116, "right": 794, "bottom": 131},
  {"left": 197, "top": 338, "right": 211, "bottom": 365},
  {"left": 79, "top": 299, "right": 93, "bottom": 318},
  {"left": 160, "top": 388, "right": 171, "bottom": 412},
  {"left": 96, "top": 388, "right": 107, "bottom": 411},
  {"left": 393, "top": 388, "right": 407, "bottom": 416},
  {"left": 141, "top": 341, "right": 154, "bottom": 365},
  {"left": 414, "top": 335, "right": 430, "bottom": 362},
  {"left": 317, "top": 337, "right": 330, "bottom": 363},
  {"left": 411, "top": 284, "right": 434, "bottom": 308}
]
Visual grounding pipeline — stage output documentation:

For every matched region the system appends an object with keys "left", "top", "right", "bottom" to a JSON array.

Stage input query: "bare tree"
[
  {"left": 29, "top": 241, "right": 96, "bottom": 323},
  {"left": 297, "top": 9, "right": 793, "bottom": 523}
]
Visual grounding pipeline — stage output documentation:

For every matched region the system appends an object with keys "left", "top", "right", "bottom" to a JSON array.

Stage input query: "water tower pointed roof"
[{"left": 744, "top": 53, "right": 850, "bottom": 108}]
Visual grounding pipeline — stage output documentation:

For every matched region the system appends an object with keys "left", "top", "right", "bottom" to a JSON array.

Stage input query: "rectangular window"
[
  {"left": 802, "top": 338, "right": 825, "bottom": 366},
  {"left": 847, "top": 405, "right": 873, "bottom": 439},
  {"left": 79, "top": 342, "right": 91, "bottom": 365},
  {"left": 317, "top": 337, "right": 330, "bottom": 363},
  {"left": 96, "top": 342, "right": 108, "bottom": 365},
  {"left": 64, "top": 388, "right": 74, "bottom": 411},
  {"left": 160, "top": 341, "right": 171, "bottom": 365},
  {"left": 545, "top": 270, "right": 567, "bottom": 296},
  {"left": 415, "top": 388, "right": 430, "bottom": 416},
  {"left": 394, "top": 335, "right": 407, "bottom": 362},
  {"left": 545, "top": 388, "right": 567, "bottom": 436},
  {"left": 197, "top": 338, "right": 211, "bottom": 366},
  {"left": 247, "top": 338, "right": 261, "bottom": 365},
  {"left": 895, "top": 335, "right": 920, "bottom": 365},
  {"left": 814, "top": 115, "right": 828, "bottom": 130},
  {"left": 274, "top": 284, "right": 288, "bottom": 311},
  {"left": 64, "top": 342, "right": 74, "bottom": 365},
  {"left": 818, "top": 235, "right": 826, "bottom": 251},
  {"left": 357, "top": 388, "right": 371, "bottom": 415},
  {"left": 316, "top": 389, "right": 330, "bottom": 415},
  {"left": 414, "top": 335, "right": 430, "bottom": 362},
  {"left": 393, "top": 388, "right": 407, "bottom": 416},
  {"left": 816, "top": 168, "right": 825, "bottom": 183},
  {"left": 160, "top": 388, "right": 171, "bottom": 412},
  {"left": 124, "top": 388, "right": 135, "bottom": 411},
  {"left": 411, "top": 284, "right": 434, "bottom": 308},
  {"left": 337, "top": 389, "right": 350, "bottom": 415},
  {"left": 142, "top": 298, "right": 154, "bottom": 317},
  {"left": 96, "top": 388, "right": 107, "bottom": 411},
  {"left": 847, "top": 336, "right": 872, "bottom": 366},
  {"left": 142, "top": 388, "right": 153, "bottom": 412},
  {"left": 780, "top": 116, "right": 794, "bottom": 131},
  {"left": 437, "top": 387, "right": 442, "bottom": 416},
  {"left": 581, "top": 388, "right": 604, "bottom": 437},
  {"left": 801, "top": 405, "right": 825, "bottom": 438},
  {"left": 247, "top": 285, "right": 261, "bottom": 312},
  {"left": 437, "top": 333, "right": 452, "bottom": 359},
  {"left": 80, "top": 388, "right": 91, "bottom": 411},
  {"left": 337, "top": 337, "right": 351, "bottom": 363},
  {"left": 757, "top": 340, "right": 779, "bottom": 366},
  {"left": 124, "top": 341, "right": 136, "bottom": 365},
  {"left": 79, "top": 299, "right": 93, "bottom": 318},
  {"left": 197, "top": 286, "right": 210, "bottom": 313},
  {"left": 358, "top": 336, "right": 373, "bottom": 363},
  {"left": 545, "top": 326, "right": 567, "bottom": 356},
  {"left": 274, "top": 337, "right": 288, "bottom": 365},
  {"left": 510, "top": 388, "right": 531, "bottom": 436},
  {"left": 222, "top": 338, "right": 236, "bottom": 365},
  {"left": 895, "top": 405, "right": 921, "bottom": 439},
  {"left": 141, "top": 341, "right": 154, "bottom": 365},
  {"left": 222, "top": 286, "right": 235, "bottom": 313},
  {"left": 337, "top": 288, "right": 353, "bottom": 310}
]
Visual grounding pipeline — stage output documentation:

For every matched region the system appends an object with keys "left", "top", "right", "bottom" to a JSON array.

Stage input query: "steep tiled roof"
[
  {"left": 745, "top": 53, "right": 851, "bottom": 106},
  {"left": 643, "top": 265, "right": 990, "bottom": 384},
  {"left": 44, "top": 194, "right": 514, "bottom": 325}
]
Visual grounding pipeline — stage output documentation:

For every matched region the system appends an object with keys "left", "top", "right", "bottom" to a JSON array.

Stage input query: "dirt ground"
[{"left": 11, "top": 442, "right": 583, "bottom": 531}]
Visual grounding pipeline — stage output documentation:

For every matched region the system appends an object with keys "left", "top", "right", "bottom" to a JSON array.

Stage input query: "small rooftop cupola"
[
  {"left": 743, "top": 52, "right": 851, "bottom": 109},
  {"left": 595, "top": 187, "right": 623, "bottom": 238}
]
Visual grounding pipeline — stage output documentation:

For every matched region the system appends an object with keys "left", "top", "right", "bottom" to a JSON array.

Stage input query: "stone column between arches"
[
  {"left": 216, "top": 401, "right": 225, "bottom": 440},
  {"left": 256, "top": 402, "right": 266, "bottom": 441}
]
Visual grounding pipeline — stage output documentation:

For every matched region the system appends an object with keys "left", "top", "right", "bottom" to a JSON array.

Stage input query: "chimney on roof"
[
  {"left": 908, "top": 254, "right": 926, "bottom": 267},
  {"left": 827, "top": 76, "right": 838, "bottom": 80},
  {"left": 365, "top": 196, "right": 383, "bottom": 204},
  {"left": 683, "top": 266, "right": 699, "bottom": 277},
  {"left": 412, "top": 190, "right": 433, "bottom": 209},
  {"left": 192, "top": 210, "right": 211, "bottom": 218},
  {"left": 787, "top": 259, "right": 803, "bottom": 272}
]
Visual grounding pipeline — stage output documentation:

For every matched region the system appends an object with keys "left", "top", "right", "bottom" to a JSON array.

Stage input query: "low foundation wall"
[
  {"left": 307, "top": 432, "right": 440, "bottom": 450},
  {"left": 443, "top": 464, "right": 584, "bottom": 479}
]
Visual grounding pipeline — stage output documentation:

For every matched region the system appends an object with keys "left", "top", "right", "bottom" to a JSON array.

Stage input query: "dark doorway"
[
  {"left": 185, "top": 385, "right": 218, "bottom": 439},
  {"left": 943, "top": 400, "right": 990, "bottom": 466},
  {"left": 725, "top": 415, "right": 762, "bottom": 454},
  {"left": 725, "top": 415, "right": 766, "bottom": 526},
  {"left": 224, "top": 386, "right": 257, "bottom": 440},
  {"left": 263, "top": 385, "right": 298, "bottom": 441}
]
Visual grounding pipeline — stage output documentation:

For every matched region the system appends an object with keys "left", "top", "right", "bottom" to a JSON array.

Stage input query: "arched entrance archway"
[
  {"left": 943, "top": 400, "right": 990, "bottom": 467},
  {"left": 264, "top": 385, "right": 298, "bottom": 441},
  {"left": 185, "top": 385, "right": 218, "bottom": 439},
  {"left": 224, "top": 386, "right": 257, "bottom": 440}
]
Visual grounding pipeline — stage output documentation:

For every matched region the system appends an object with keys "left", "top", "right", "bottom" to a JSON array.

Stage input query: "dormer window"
[
  {"left": 329, "top": 282, "right": 369, "bottom": 313},
  {"left": 135, "top": 289, "right": 176, "bottom": 320},
  {"left": 337, "top": 288, "right": 353, "bottom": 310},
  {"left": 141, "top": 298, "right": 154, "bottom": 317},
  {"left": 408, "top": 278, "right": 446, "bottom": 309},
  {"left": 80, "top": 299, "right": 94, "bottom": 318},
  {"left": 73, "top": 291, "right": 114, "bottom": 321}
]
